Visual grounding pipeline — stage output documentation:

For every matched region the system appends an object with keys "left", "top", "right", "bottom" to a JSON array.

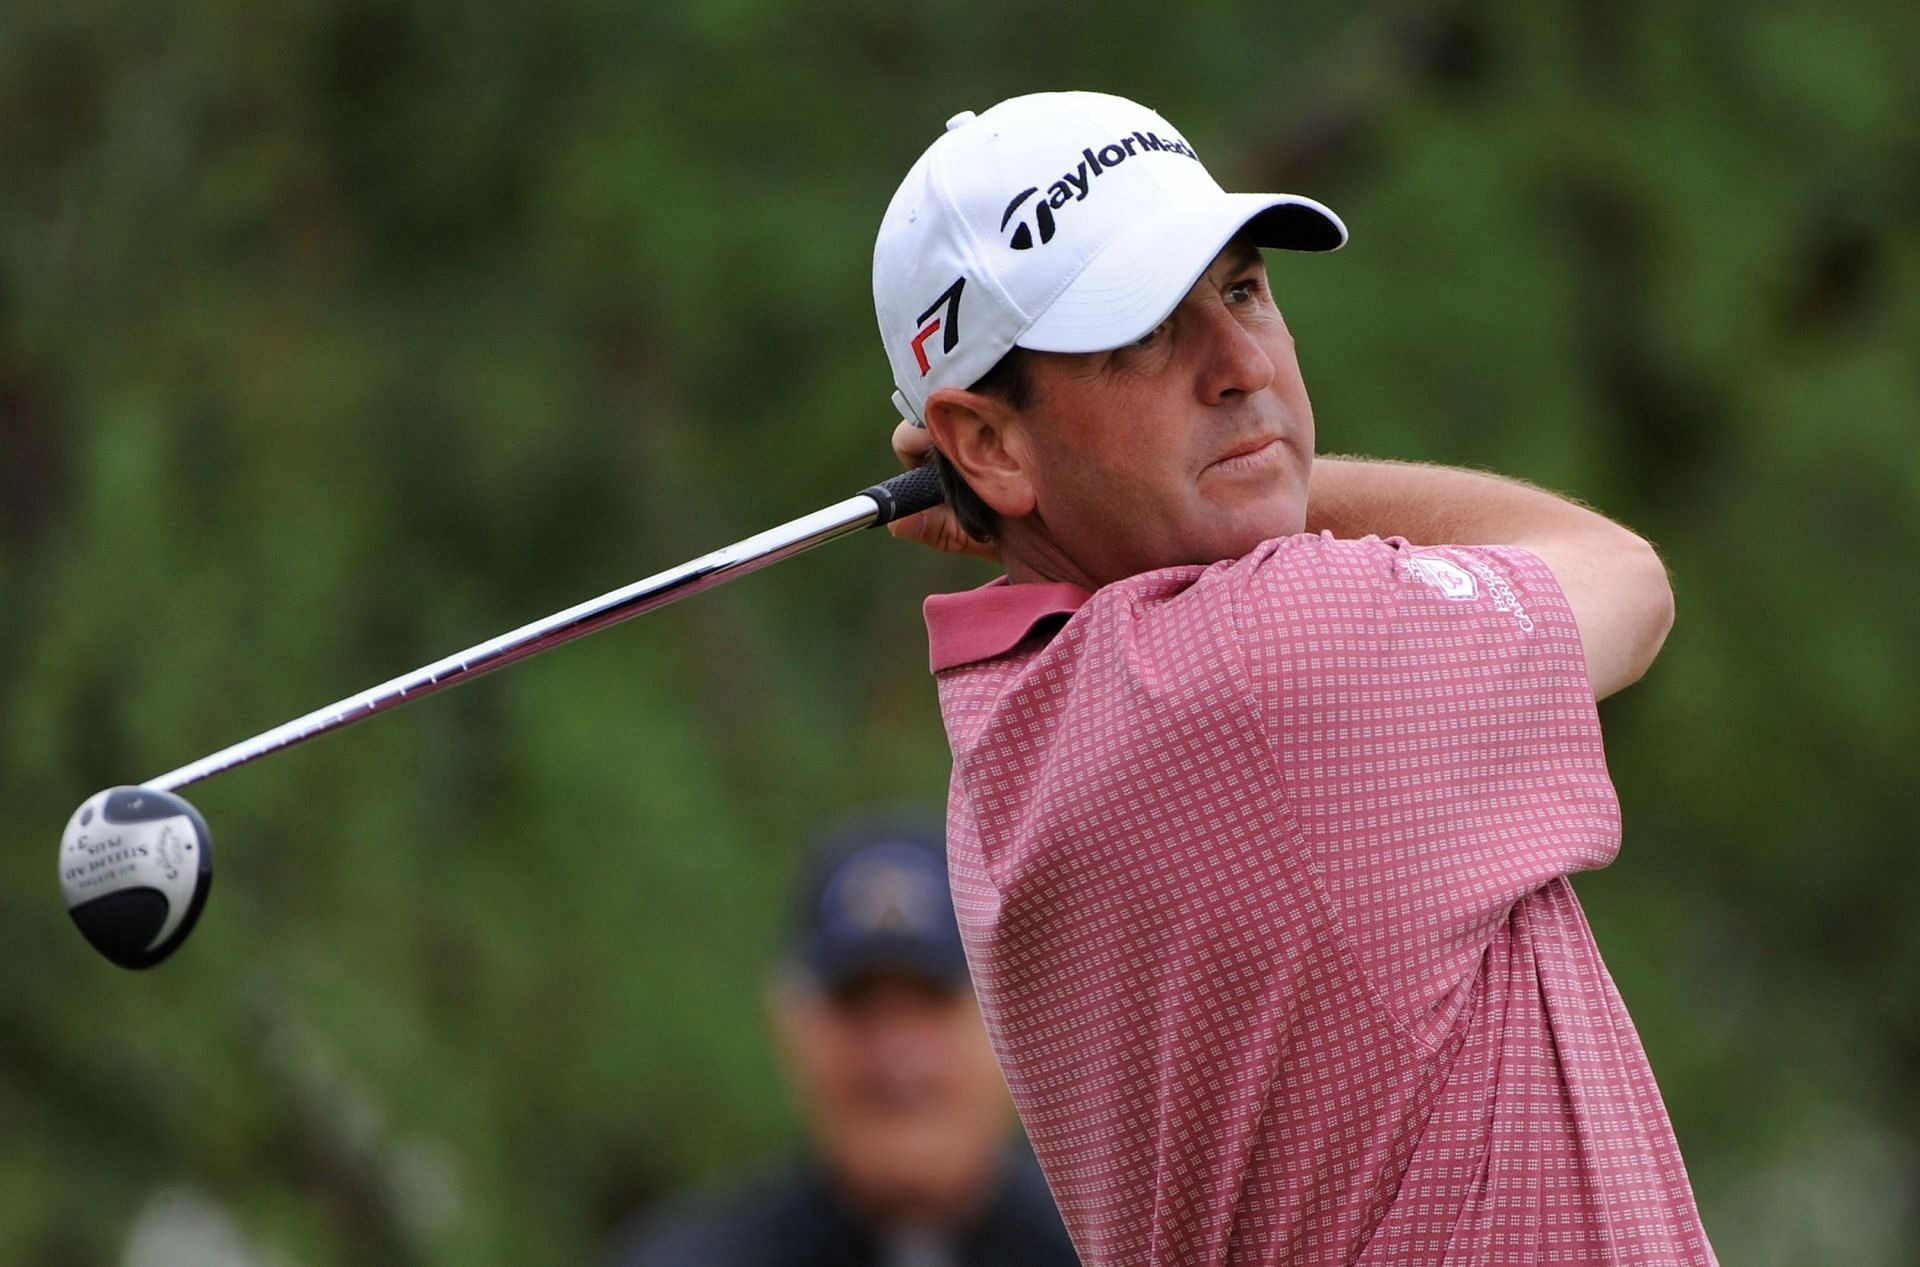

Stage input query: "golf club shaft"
[{"left": 146, "top": 465, "right": 945, "bottom": 793}]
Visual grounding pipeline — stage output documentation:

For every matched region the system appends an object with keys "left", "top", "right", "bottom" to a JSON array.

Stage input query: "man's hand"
[{"left": 887, "top": 420, "right": 1000, "bottom": 561}]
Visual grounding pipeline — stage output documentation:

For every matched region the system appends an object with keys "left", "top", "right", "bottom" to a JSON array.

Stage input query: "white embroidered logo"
[
  {"left": 1403, "top": 554, "right": 1480, "bottom": 601},
  {"left": 1463, "top": 556, "right": 1536, "bottom": 632}
]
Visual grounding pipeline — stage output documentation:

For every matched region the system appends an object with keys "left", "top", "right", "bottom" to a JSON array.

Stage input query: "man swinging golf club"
[{"left": 875, "top": 91, "right": 1715, "bottom": 1265}]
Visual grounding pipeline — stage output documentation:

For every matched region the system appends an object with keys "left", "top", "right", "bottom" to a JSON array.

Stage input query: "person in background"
[{"left": 606, "top": 815, "right": 1078, "bottom": 1267}]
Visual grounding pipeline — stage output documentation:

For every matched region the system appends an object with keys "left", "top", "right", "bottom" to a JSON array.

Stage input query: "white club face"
[{"left": 60, "top": 788, "right": 208, "bottom": 958}]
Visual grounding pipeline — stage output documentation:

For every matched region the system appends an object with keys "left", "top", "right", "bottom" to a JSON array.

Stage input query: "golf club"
[{"left": 59, "top": 463, "right": 945, "bottom": 969}]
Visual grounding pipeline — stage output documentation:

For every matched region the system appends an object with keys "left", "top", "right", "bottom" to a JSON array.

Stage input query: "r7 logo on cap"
[{"left": 911, "top": 277, "right": 965, "bottom": 376}]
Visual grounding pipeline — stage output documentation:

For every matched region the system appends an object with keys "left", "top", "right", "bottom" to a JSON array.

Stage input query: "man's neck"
[{"left": 997, "top": 524, "right": 1106, "bottom": 590}]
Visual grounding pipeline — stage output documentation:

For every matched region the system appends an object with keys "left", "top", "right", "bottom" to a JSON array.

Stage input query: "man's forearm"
[
  {"left": 1306, "top": 455, "right": 1603, "bottom": 546},
  {"left": 1305, "top": 455, "right": 1675, "bottom": 700}
]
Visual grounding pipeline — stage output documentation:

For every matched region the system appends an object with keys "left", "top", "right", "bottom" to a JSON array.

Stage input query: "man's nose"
[{"left": 1194, "top": 303, "right": 1276, "bottom": 403}]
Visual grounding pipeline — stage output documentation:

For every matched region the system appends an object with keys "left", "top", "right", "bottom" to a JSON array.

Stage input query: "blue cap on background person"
[{"left": 788, "top": 815, "right": 969, "bottom": 992}]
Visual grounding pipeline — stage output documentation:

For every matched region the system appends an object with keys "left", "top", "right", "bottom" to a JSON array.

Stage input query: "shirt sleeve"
[{"left": 1229, "top": 533, "right": 1622, "bottom": 1031}]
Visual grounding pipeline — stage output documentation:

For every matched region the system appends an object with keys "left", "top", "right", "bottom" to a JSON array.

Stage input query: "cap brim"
[{"left": 1019, "top": 192, "right": 1346, "bottom": 354}]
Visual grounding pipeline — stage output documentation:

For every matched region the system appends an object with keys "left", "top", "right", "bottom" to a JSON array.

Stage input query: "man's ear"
[{"left": 923, "top": 387, "right": 1037, "bottom": 519}]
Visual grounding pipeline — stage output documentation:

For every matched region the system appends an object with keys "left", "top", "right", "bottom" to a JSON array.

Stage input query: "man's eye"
[
  {"left": 1135, "top": 320, "right": 1169, "bottom": 346},
  {"left": 1226, "top": 279, "right": 1259, "bottom": 303}
]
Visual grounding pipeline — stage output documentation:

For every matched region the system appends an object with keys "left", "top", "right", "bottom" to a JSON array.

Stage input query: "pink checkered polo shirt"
[{"left": 926, "top": 533, "right": 1715, "bottom": 1266}]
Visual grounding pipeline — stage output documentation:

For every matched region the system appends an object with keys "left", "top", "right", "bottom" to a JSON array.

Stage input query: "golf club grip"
[{"left": 861, "top": 463, "right": 945, "bottom": 526}]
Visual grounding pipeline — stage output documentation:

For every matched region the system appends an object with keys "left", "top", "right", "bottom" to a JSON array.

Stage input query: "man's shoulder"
[
  {"left": 1060, "top": 532, "right": 1407, "bottom": 644},
  {"left": 604, "top": 1159, "right": 854, "bottom": 1267},
  {"left": 930, "top": 533, "right": 1433, "bottom": 680},
  {"left": 1097, "top": 532, "right": 1410, "bottom": 610},
  {"left": 1113, "top": 532, "right": 1548, "bottom": 627}
]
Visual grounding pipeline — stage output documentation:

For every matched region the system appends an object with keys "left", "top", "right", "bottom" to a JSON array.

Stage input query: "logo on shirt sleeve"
[
  {"left": 1404, "top": 550, "right": 1538, "bottom": 633},
  {"left": 1403, "top": 554, "right": 1480, "bottom": 601},
  {"left": 1462, "top": 556, "right": 1536, "bottom": 632}
]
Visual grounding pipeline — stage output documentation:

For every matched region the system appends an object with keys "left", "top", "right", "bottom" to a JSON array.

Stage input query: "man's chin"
[{"left": 1210, "top": 503, "right": 1307, "bottom": 561}]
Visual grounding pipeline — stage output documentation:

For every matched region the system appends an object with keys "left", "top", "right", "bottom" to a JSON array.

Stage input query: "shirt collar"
[{"left": 924, "top": 577, "right": 1093, "bottom": 672}]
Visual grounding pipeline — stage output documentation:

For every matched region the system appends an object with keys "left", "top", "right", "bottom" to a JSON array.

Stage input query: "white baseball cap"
[{"left": 873, "top": 91, "right": 1347, "bottom": 424}]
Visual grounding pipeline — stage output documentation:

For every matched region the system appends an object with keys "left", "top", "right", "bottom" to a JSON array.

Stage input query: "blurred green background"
[{"left": 2, "top": 0, "right": 1915, "bottom": 1262}]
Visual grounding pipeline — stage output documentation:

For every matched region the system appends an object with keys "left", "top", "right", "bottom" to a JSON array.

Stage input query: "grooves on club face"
[{"left": 60, "top": 787, "right": 214, "bottom": 969}]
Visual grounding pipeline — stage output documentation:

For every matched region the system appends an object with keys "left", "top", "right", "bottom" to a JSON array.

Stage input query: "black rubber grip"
[{"left": 861, "top": 464, "right": 946, "bottom": 527}]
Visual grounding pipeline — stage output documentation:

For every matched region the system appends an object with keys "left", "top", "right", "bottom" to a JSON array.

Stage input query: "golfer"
[{"left": 872, "top": 92, "right": 1716, "bottom": 1265}]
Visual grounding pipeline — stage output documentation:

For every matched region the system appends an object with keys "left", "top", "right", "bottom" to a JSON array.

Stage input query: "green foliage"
[{"left": 2, "top": 0, "right": 1915, "bottom": 1262}]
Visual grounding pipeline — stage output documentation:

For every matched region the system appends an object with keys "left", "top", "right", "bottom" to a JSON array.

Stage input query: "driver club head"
[{"left": 60, "top": 787, "right": 213, "bottom": 969}]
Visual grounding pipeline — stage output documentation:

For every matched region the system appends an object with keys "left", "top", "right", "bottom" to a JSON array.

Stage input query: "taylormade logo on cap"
[
  {"left": 873, "top": 91, "right": 1349, "bottom": 425},
  {"left": 1001, "top": 129, "right": 1202, "bottom": 250}
]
